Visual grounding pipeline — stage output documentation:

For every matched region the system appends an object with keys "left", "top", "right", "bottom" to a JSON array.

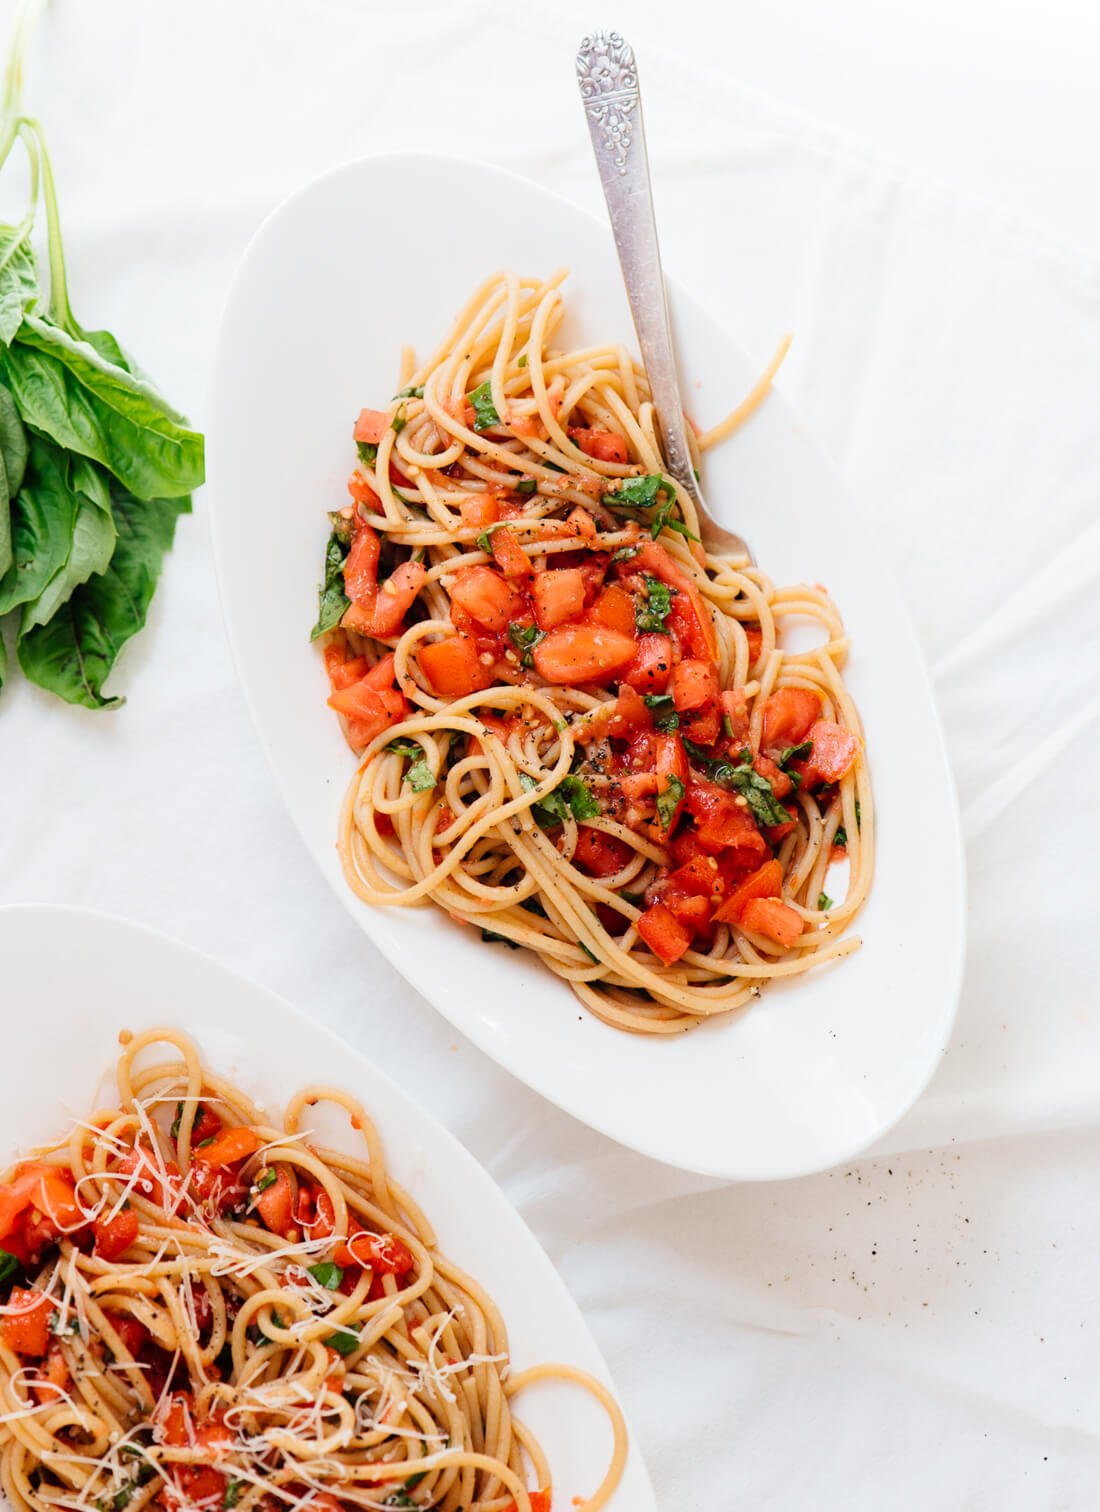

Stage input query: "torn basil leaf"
[{"left": 468, "top": 381, "right": 500, "bottom": 432}]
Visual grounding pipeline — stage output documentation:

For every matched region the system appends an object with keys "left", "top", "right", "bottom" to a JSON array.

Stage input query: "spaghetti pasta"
[
  {"left": 315, "top": 271, "right": 873, "bottom": 1034},
  {"left": 0, "top": 1030, "right": 625, "bottom": 1512}
]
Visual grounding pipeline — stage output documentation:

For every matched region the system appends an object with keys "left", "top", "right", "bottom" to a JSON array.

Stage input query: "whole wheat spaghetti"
[
  {"left": 315, "top": 271, "right": 873, "bottom": 1035},
  {"left": 0, "top": 1029, "right": 625, "bottom": 1511}
]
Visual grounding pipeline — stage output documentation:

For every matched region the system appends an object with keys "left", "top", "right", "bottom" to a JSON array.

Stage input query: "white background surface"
[{"left": 2, "top": 1, "right": 1099, "bottom": 1507}]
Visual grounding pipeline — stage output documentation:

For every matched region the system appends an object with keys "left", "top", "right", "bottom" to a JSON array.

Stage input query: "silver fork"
[{"left": 576, "top": 29, "right": 752, "bottom": 561}]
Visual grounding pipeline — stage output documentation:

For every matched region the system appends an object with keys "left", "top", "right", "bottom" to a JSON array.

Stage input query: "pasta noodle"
[
  {"left": 316, "top": 271, "right": 873, "bottom": 1034},
  {"left": 0, "top": 1030, "right": 625, "bottom": 1511}
]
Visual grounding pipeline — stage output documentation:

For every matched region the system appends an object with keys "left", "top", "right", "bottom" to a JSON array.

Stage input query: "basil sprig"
[{"left": 682, "top": 738, "right": 793, "bottom": 828}]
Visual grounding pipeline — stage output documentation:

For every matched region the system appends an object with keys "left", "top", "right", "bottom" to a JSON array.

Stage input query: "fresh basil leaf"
[
  {"left": 0, "top": 384, "right": 28, "bottom": 496},
  {"left": 16, "top": 483, "right": 188, "bottom": 709},
  {"left": 610, "top": 544, "right": 640, "bottom": 564},
  {"left": 0, "top": 227, "right": 39, "bottom": 348},
  {"left": 602, "top": 473, "right": 666, "bottom": 510},
  {"left": 834, "top": 826, "right": 848, "bottom": 847},
  {"left": 326, "top": 1325, "right": 361, "bottom": 1356},
  {"left": 650, "top": 498, "right": 699, "bottom": 543},
  {"left": 308, "top": 1261, "right": 345, "bottom": 1290},
  {"left": 521, "top": 772, "right": 599, "bottom": 825},
  {"left": 721, "top": 713, "right": 735, "bottom": 740},
  {"left": 481, "top": 928, "right": 520, "bottom": 949},
  {"left": 468, "top": 381, "right": 500, "bottom": 432},
  {"left": 777, "top": 739, "right": 812, "bottom": 768},
  {"left": 579, "top": 942, "right": 599, "bottom": 964},
  {"left": 507, "top": 622, "right": 545, "bottom": 668},
  {"left": 855, "top": 799, "right": 862, "bottom": 831},
  {"left": 656, "top": 774, "right": 685, "bottom": 830},
  {"left": 311, "top": 527, "right": 350, "bottom": 640},
  {"left": 356, "top": 440, "right": 377, "bottom": 466},
  {"left": 635, "top": 574, "right": 673, "bottom": 634},
  {"left": 391, "top": 404, "right": 407, "bottom": 436},
  {"left": 170, "top": 1101, "right": 204, "bottom": 1140},
  {"left": 393, "top": 385, "right": 424, "bottom": 400},
  {"left": 513, "top": 477, "right": 537, "bottom": 496},
  {"left": 255, "top": 1166, "right": 277, "bottom": 1193},
  {"left": 476, "top": 527, "right": 497, "bottom": 553},
  {"left": 20, "top": 456, "right": 116, "bottom": 633},
  {"left": 643, "top": 693, "right": 674, "bottom": 711},
  {"left": 520, "top": 896, "right": 547, "bottom": 918},
  {"left": 1, "top": 315, "right": 203, "bottom": 499},
  {"left": 621, "top": 890, "right": 645, "bottom": 908},
  {"left": 517, "top": 353, "right": 527, "bottom": 369},
  {"left": 560, "top": 775, "right": 600, "bottom": 820},
  {"left": 405, "top": 758, "right": 436, "bottom": 793},
  {"left": 386, "top": 740, "right": 422, "bottom": 760},
  {"left": 818, "top": 893, "right": 833, "bottom": 911},
  {"left": 383, "top": 1493, "right": 418, "bottom": 1509},
  {"left": 223, "top": 1482, "right": 244, "bottom": 1510},
  {"left": 682, "top": 739, "right": 793, "bottom": 828},
  {"left": 0, "top": 1247, "right": 20, "bottom": 1285}
]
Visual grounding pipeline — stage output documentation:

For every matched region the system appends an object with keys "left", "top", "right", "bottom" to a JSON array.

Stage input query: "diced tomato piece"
[
  {"left": 347, "top": 471, "right": 380, "bottom": 509},
  {"left": 324, "top": 645, "right": 368, "bottom": 692},
  {"left": 502, "top": 1493, "right": 551, "bottom": 1512},
  {"left": 461, "top": 495, "right": 500, "bottom": 529},
  {"left": 490, "top": 527, "right": 533, "bottom": 579},
  {"left": 532, "top": 624, "right": 636, "bottom": 685},
  {"left": 720, "top": 687, "right": 750, "bottom": 747},
  {"left": 105, "top": 1310, "right": 149, "bottom": 1359},
  {"left": 93, "top": 1208, "right": 139, "bottom": 1262},
  {"left": 753, "top": 753, "right": 793, "bottom": 800},
  {"left": 343, "top": 521, "right": 381, "bottom": 604},
  {"left": 353, "top": 408, "right": 388, "bottom": 445},
  {"left": 32, "top": 1341, "right": 71, "bottom": 1404},
  {"left": 572, "top": 828, "right": 633, "bottom": 877},
  {"left": 570, "top": 427, "right": 629, "bottom": 464},
  {"left": 351, "top": 561, "right": 426, "bottom": 639},
  {"left": 607, "top": 683, "right": 652, "bottom": 739},
  {"left": 620, "top": 632, "right": 674, "bottom": 694},
  {"left": 631, "top": 542, "right": 718, "bottom": 661},
  {"left": 655, "top": 732, "right": 689, "bottom": 788},
  {"left": 636, "top": 903, "right": 693, "bottom": 965},
  {"left": 684, "top": 778, "right": 769, "bottom": 858},
  {"left": 668, "top": 854, "right": 723, "bottom": 897},
  {"left": 157, "top": 1392, "right": 194, "bottom": 1447},
  {"left": 254, "top": 1167, "right": 295, "bottom": 1239},
  {"left": 1, "top": 1288, "right": 51, "bottom": 1356},
  {"left": 663, "top": 889, "right": 712, "bottom": 931},
  {"left": 672, "top": 659, "right": 720, "bottom": 712},
  {"left": 761, "top": 687, "right": 822, "bottom": 751},
  {"left": 339, "top": 1229, "right": 415, "bottom": 1276},
  {"left": 745, "top": 625, "right": 764, "bottom": 661},
  {"left": 192, "top": 1127, "right": 261, "bottom": 1170},
  {"left": 532, "top": 569, "right": 586, "bottom": 630},
  {"left": 803, "top": 720, "right": 862, "bottom": 784},
  {"left": 588, "top": 584, "right": 636, "bottom": 638},
  {"left": 741, "top": 896, "right": 804, "bottom": 947},
  {"left": 679, "top": 702, "right": 721, "bottom": 746},
  {"left": 327, "top": 681, "right": 390, "bottom": 742},
  {"left": 713, "top": 859, "right": 784, "bottom": 924},
  {"left": 419, "top": 636, "right": 494, "bottom": 697},
  {"left": 0, "top": 1164, "right": 82, "bottom": 1261},
  {"left": 450, "top": 566, "right": 524, "bottom": 633},
  {"left": 115, "top": 1147, "right": 180, "bottom": 1211},
  {"left": 362, "top": 652, "right": 397, "bottom": 690},
  {"left": 566, "top": 506, "right": 597, "bottom": 541}
]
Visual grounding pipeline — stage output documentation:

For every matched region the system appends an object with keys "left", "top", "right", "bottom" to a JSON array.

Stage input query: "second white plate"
[{"left": 208, "top": 152, "right": 965, "bottom": 1181}]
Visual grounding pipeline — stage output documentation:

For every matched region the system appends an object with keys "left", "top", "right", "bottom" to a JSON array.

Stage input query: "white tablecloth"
[{"left": 3, "top": 1, "right": 1099, "bottom": 1506}]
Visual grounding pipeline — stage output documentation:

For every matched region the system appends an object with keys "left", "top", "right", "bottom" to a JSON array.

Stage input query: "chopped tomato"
[
  {"left": 347, "top": 471, "right": 380, "bottom": 508},
  {"left": 607, "top": 683, "right": 651, "bottom": 739},
  {"left": 753, "top": 753, "right": 793, "bottom": 800},
  {"left": 353, "top": 408, "right": 388, "bottom": 445},
  {"left": 636, "top": 903, "right": 693, "bottom": 966},
  {"left": 490, "top": 527, "right": 533, "bottom": 580},
  {"left": 93, "top": 1208, "right": 139, "bottom": 1262},
  {"left": 712, "top": 859, "right": 784, "bottom": 925},
  {"left": 570, "top": 427, "right": 628, "bottom": 464},
  {"left": 31, "top": 1341, "right": 70, "bottom": 1404},
  {"left": 0, "top": 1163, "right": 82, "bottom": 1262},
  {"left": 419, "top": 636, "right": 494, "bottom": 697},
  {"left": 631, "top": 542, "right": 718, "bottom": 661},
  {"left": 345, "top": 560, "right": 426, "bottom": 639},
  {"left": 741, "top": 896, "right": 803, "bottom": 948},
  {"left": 744, "top": 625, "right": 764, "bottom": 661},
  {"left": 460, "top": 495, "right": 500, "bottom": 529},
  {"left": 566, "top": 506, "right": 597, "bottom": 541},
  {"left": 679, "top": 701, "right": 722, "bottom": 747},
  {"left": 105, "top": 1310, "right": 149, "bottom": 1358},
  {"left": 684, "top": 778, "right": 769, "bottom": 858},
  {"left": 254, "top": 1167, "right": 295, "bottom": 1239},
  {"left": 192, "top": 1127, "right": 261, "bottom": 1170},
  {"left": 339, "top": 1229, "right": 415, "bottom": 1276},
  {"left": 324, "top": 644, "right": 368, "bottom": 691},
  {"left": 532, "top": 569, "right": 586, "bottom": 630},
  {"left": 1, "top": 1287, "right": 51, "bottom": 1357},
  {"left": 668, "top": 854, "right": 723, "bottom": 897},
  {"left": 720, "top": 687, "right": 750, "bottom": 747},
  {"left": 327, "top": 682, "right": 393, "bottom": 750},
  {"left": 760, "top": 687, "right": 822, "bottom": 751},
  {"left": 572, "top": 828, "right": 633, "bottom": 877},
  {"left": 450, "top": 565, "right": 524, "bottom": 633},
  {"left": 532, "top": 624, "right": 636, "bottom": 685},
  {"left": 588, "top": 583, "right": 636, "bottom": 638},
  {"left": 116, "top": 1147, "right": 180, "bottom": 1210},
  {"left": 803, "top": 720, "right": 862, "bottom": 784},
  {"left": 671, "top": 659, "right": 720, "bottom": 712},
  {"left": 178, "top": 1468, "right": 229, "bottom": 1502},
  {"left": 343, "top": 521, "right": 381, "bottom": 604},
  {"left": 620, "top": 632, "right": 674, "bottom": 694},
  {"left": 502, "top": 1491, "right": 551, "bottom": 1512}
]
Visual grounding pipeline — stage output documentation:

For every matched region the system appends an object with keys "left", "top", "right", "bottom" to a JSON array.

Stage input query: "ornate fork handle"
[{"left": 575, "top": 30, "right": 701, "bottom": 507}]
